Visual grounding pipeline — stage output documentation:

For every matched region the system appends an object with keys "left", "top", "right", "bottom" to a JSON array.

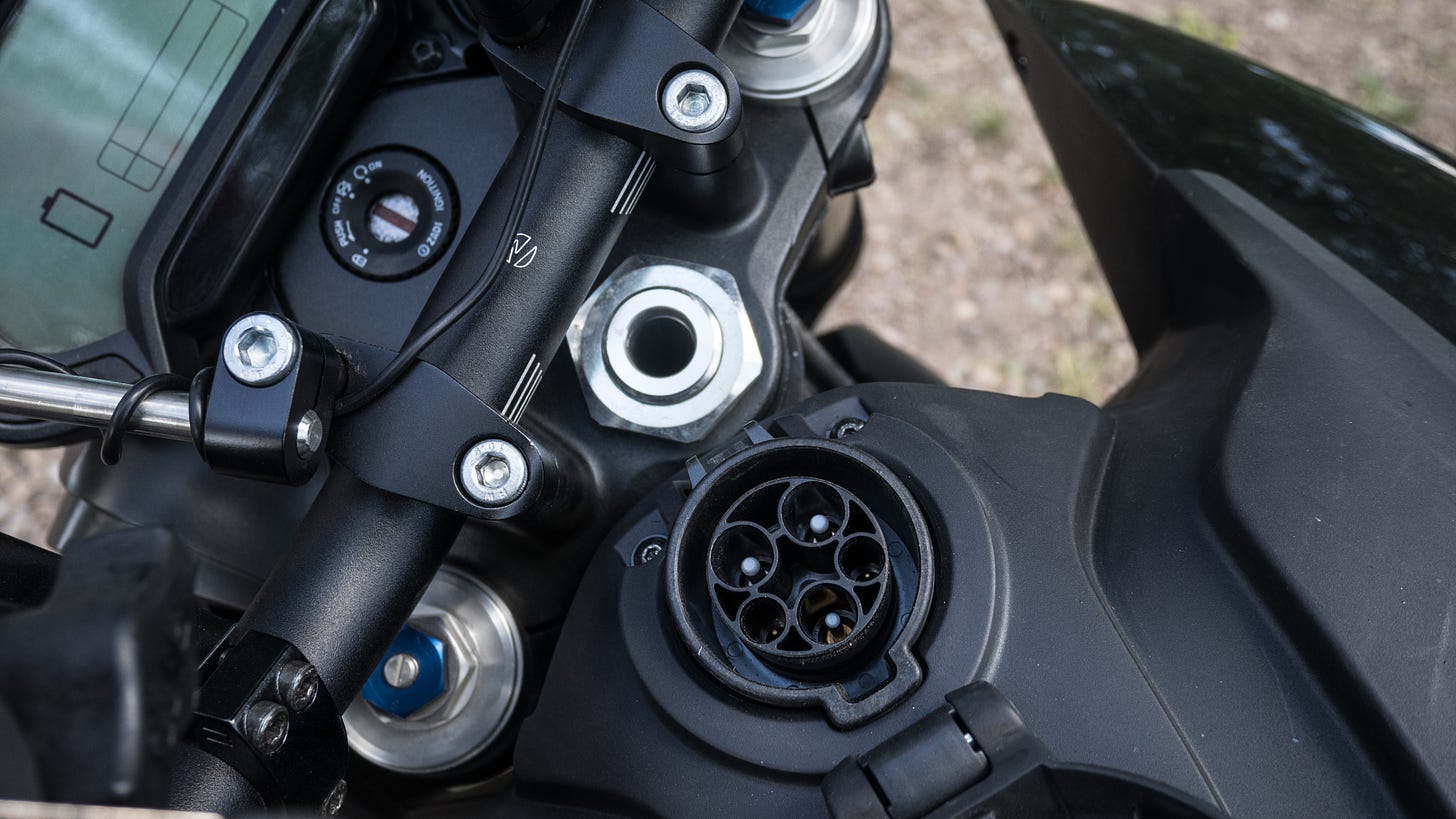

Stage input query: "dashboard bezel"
[{"left": 0, "top": 0, "right": 394, "bottom": 444}]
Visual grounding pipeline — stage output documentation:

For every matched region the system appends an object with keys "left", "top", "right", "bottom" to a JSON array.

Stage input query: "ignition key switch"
[{"left": 321, "top": 147, "right": 459, "bottom": 281}]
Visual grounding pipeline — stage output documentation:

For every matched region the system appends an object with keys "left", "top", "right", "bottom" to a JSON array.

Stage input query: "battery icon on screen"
[{"left": 40, "top": 189, "right": 113, "bottom": 249}]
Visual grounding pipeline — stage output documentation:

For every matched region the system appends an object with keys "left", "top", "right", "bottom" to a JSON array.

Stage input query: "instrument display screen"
[{"left": 0, "top": 0, "right": 274, "bottom": 352}]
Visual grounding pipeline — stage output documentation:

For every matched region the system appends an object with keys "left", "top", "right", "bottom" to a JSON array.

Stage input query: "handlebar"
[
  {"left": 0, "top": 367, "right": 191, "bottom": 441},
  {"left": 166, "top": 0, "right": 746, "bottom": 810}
]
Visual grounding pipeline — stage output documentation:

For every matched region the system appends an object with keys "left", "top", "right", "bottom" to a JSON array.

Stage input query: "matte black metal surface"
[
  {"left": 0, "top": 529, "right": 195, "bottom": 806},
  {"left": 275, "top": 75, "right": 520, "bottom": 352},
  {"left": 236, "top": 468, "right": 460, "bottom": 704}
]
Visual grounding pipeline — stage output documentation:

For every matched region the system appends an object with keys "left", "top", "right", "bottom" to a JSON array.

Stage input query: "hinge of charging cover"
[
  {"left": 822, "top": 682, "right": 1227, "bottom": 819},
  {"left": 823, "top": 682, "right": 1050, "bottom": 819}
]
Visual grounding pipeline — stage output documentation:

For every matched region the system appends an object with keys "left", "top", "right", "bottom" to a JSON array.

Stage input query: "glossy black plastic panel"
[{"left": 990, "top": 0, "right": 1456, "bottom": 348}]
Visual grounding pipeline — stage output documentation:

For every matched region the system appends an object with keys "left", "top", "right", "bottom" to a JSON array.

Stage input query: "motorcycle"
[{"left": 0, "top": 0, "right": 1452, "bottom": 815}]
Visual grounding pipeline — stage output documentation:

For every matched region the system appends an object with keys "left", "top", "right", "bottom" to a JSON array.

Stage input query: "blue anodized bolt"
[
  {"left": 742, "top": 0, "right": 817, "bottom": 27},
  {"left": 361, "top": 625, "right": 447, "bottom": 718}
]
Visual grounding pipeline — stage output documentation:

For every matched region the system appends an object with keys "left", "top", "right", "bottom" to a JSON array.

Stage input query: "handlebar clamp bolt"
[
  {"left": 662, "top": 69, "right": 729, "bottom": 133},
  {"left": 276, "top": 660, "right": 320, "bottom": 712},
  {"left": 244, "top": 700, "right": 290, "bottom": 756},
  {"left": 459, "top": 438, "right": 529, "bottom": 507},
  {"left": 222, "top": 313, "right": 300, "bottom": 387}
]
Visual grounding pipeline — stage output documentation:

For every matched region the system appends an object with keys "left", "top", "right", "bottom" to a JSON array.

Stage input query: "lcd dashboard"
[{"left": 0, "top": 0, "right": 274, "bottom": 352}]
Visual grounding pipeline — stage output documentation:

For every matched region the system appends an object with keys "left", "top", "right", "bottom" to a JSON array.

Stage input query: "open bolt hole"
[
  {"left": 799, "top": 583, "right": 858, "bottom": 645},
  {"left": 627, "top": 309, "right": 696, "bottom": 377},
  {"left": 838, "top": 536, "right": 886, "bottom": 582},
  {"left": 740, "top": 597, "right": 787, "bottom": 645},
  {"left": 782, "top": 481, "right": 846, "bottom": 543},
  {"left": 712, "top": 525, "right": 775, "bottom": 587}
]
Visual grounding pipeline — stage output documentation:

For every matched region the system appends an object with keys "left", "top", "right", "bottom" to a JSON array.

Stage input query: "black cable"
[
  {"left": 99, "top": 373, "right": 191, "bottom": 465},
  {"left": 333, "top": 0, "right": 598, "bottom": 417},
  {"left": 1, "top": 351, "right": 214, "bottom": 462},
  {"left": 0, "top": 349, "right": 78, "bottom": 376},
  {"left": 189, "top": 366, "right": 215, "bottom": 459},
  {"left": 0, "top": 350, "right": 81, "bottom": 438}
]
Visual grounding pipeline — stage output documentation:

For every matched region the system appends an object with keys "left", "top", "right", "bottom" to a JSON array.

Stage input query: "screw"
[
  {"left": 295, "top": 410, "right": 324, "bottom": 459},
  {"left": 276, "top": 661, "right": 319, "bottom": 712},
  {"left": 237, "top": 328, "right": 276, "bottom": 367},
  {"left": 362, "top": 625, "right": 448, "bottom": 717},
  {"left": 409, "top": 36, "right": 445, "bottom": 72},
  {"left": 459, "top": 439, "right": 528, "bottom": 507},
  {"left": 478, "top": 456, "right": 511, "bottom": 489},
  {"left": 382, "top": 653, "right": 421, "bottom": 689},
  {"left": 633, "top": 537, "right": 665, "bottom": 565},
  {"left": 831, "top": 418, "right": 865, "bottom": 439},
  {"left": 244, "top": 700, "right": 290, "bottom": 755},
  {"left": 222, "top": 313, "right": 299, "bottom": 386},
  {"left": 323, "top": 780, "right": 348, "bottom": 815},
  {"left": 661, "top": 69, "right": 728, "bottom": 133}
]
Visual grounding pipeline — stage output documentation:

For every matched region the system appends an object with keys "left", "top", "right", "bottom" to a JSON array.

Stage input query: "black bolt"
[
  {"left": 324, "top": 779, "right": 348, "bottom": 815},
  {"left": 409, "top": 37, "right": 446, "bottom": 72},
  {"left": 832, "top": 418, "right": 865, "bottom": 439},
  {"left": 277, "top": 660, "right": 319, "bottom": 712},
  {"left": 633, "top": 537, "right": 666, "bottom": 565},
  {"left": 244, "top": 701, "right": 289, "bottom": 756}
]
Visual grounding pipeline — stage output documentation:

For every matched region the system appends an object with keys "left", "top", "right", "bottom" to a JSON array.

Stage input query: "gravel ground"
[
  {"left": 2, "top": 0, "right": 1452, "bottom": 545},
  {"left": 820, "top": 0, "right": 1456, "bottom": 400}
]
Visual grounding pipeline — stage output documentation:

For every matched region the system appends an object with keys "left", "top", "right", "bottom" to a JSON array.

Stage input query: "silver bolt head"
[
  {"left": 476, "top": 455, "right": 511, "bottom": 489},
  {"left": 459, "top": 438, "right": 528, "bottom": 507},
  {"left": 324, "top": 780, "right": 348, "bottom": 815},
  {"left": 295, "top": 410, "right": 324, "bottom": 459},
  {"left": 678, "top": 86, "right": 711, "bottom": 117},
  {"left": 237, "top": 328, "right": 278, "bottom": 368},
  {"left": 382, "top": 653, "right": 422, "bottom": 689},
  {"left": 662, "top": 69, "right": 729, "bottom": 133},
  {"left": 276, "top": 661, "right": 319, "bottom": 712},
  {"left": 245, "top": 700, "right": 290, "bottom": 755},
  {"left": 222, "top": 313, "right": 299, "bottom": 387}
]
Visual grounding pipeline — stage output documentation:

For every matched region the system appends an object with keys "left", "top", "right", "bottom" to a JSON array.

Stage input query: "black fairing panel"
[
  {"left": 1103, "top": 171, "right": 1456, "bottom": 817},
  {"left": 986, "top": 0, "right": 1456, "bottom": 351},
  {"left": 986, "top": 0, "right": 1456, "bottom": 811}
]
